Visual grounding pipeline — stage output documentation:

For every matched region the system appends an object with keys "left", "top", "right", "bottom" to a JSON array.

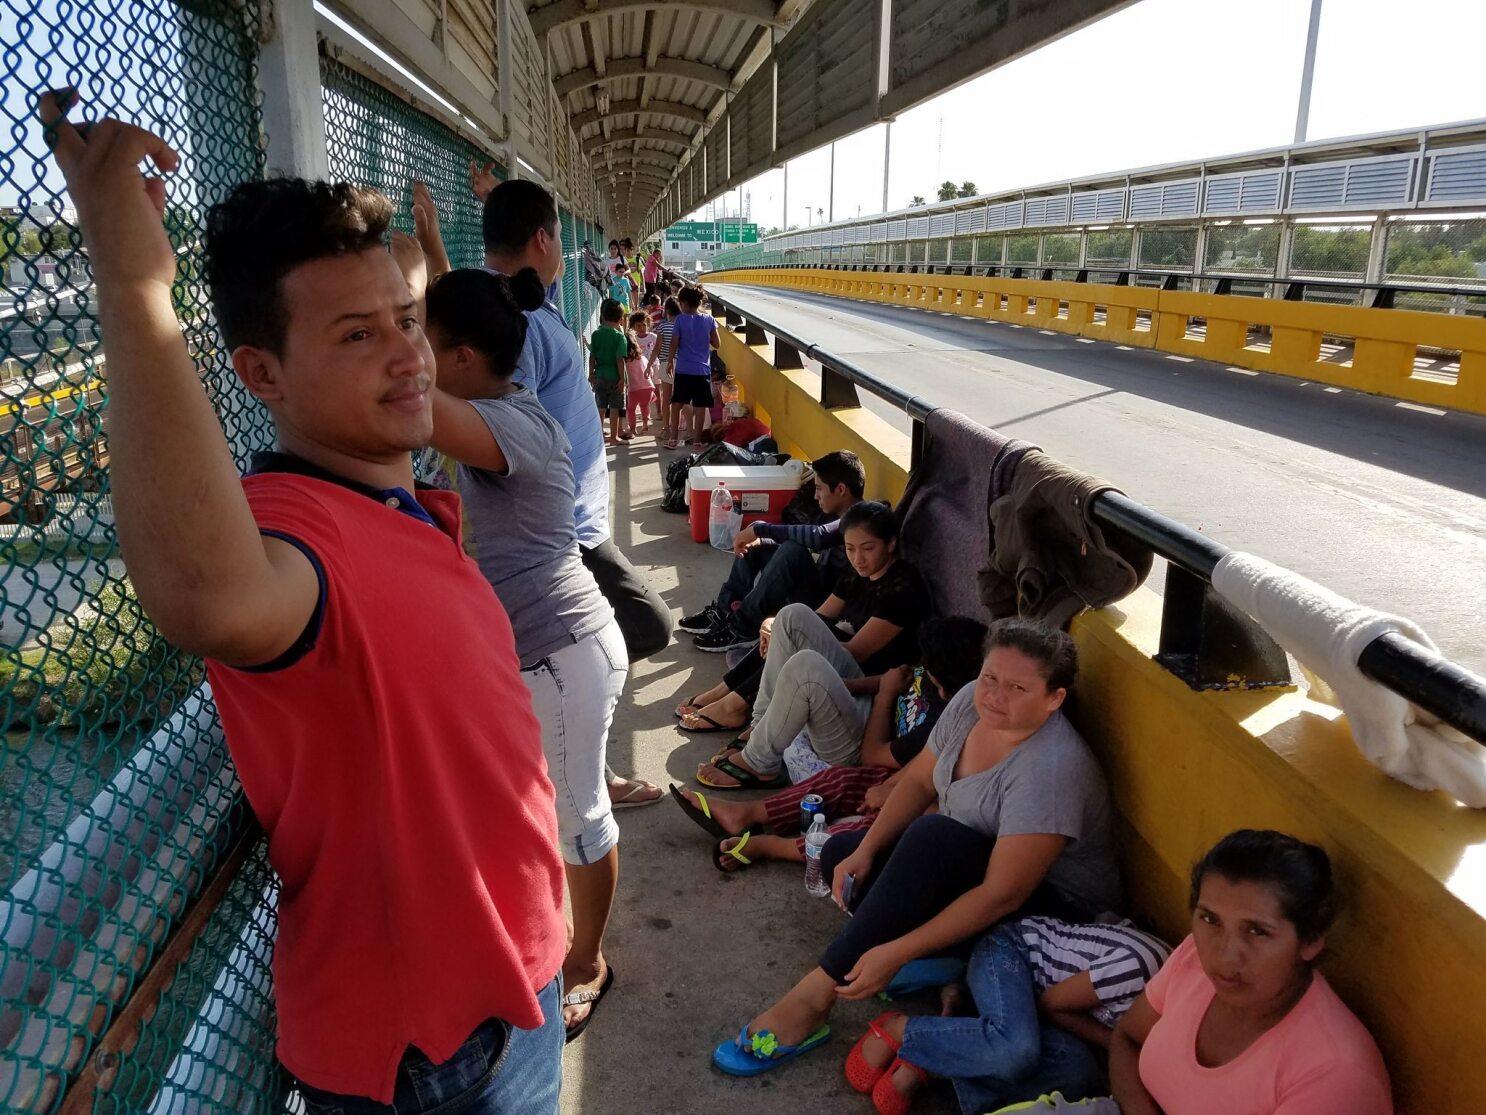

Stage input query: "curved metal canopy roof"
[{"left": 528, "top": 0, "right": 805, "bottom": 228}]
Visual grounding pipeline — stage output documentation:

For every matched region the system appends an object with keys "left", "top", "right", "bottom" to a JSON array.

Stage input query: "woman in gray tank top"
[{"left": 419, "top": 265, "right": 625, "bottom": 1043}]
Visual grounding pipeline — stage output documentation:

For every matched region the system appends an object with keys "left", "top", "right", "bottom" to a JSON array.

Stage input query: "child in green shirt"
[{"left": 589, "top": 298, "right": 631, "bottom": 445}]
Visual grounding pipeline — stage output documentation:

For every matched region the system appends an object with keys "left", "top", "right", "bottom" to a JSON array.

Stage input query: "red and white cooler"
[{"left": 687, "top": 464, "right": 800, "bottom": 543}]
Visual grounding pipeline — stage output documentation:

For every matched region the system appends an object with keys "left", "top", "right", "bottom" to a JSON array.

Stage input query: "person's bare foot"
[
  {"left": 939, "top": 980, "right": 969, "bottom": 1016},
  {"left": 683, "top": 689, "right": 754, "bottom": 734},
  {"left": 675, "top": 682, "right": 730, "bottom": 719},
  {"left": 747, "top": 986, "right": 831, "bottom": 1052},
  {"left": 717, "top": 832, "right": 796, "bottom": 871},
  {"left": 678, "top": 787, "right": 757, "bottom": 834},
  {"left": 696, "top": 751, "right": 770, "bottom": 788},
  {"left": 562, "top": 954, "right": 609, "bottom": 1031}
]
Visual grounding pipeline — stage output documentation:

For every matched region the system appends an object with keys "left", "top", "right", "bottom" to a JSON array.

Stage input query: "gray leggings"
[{"left": 740, "top": 604, "right": 867, "bottom": 776}]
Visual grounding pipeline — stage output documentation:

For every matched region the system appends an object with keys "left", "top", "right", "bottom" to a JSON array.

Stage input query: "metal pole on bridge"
[
  {"left": 1294, "top": 0, "right": 1324, "bottom": 143},
  {"left": 882, "top": 120, "right": 892, "bottom": 213}
]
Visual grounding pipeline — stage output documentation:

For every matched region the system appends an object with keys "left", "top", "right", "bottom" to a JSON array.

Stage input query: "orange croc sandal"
[
  {"left": 844, "top": 1011, "right": 903, "bottom": 1094},
  {"left": 872, "top": 1056, "right": 930, "bottom": 1115}
]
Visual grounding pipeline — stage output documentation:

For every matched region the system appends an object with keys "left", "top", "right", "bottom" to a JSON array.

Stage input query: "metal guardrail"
[
  {"left": 714, "top": 261, "right": 1486, "bottom": 310},
  {"left": 702, "top": 285, "right": 1486, "bottom": 746}
]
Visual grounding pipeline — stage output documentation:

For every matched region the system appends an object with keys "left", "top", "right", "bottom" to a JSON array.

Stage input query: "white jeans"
[{"left": 521, "top": 619, "right": 627, "bottom": 865}]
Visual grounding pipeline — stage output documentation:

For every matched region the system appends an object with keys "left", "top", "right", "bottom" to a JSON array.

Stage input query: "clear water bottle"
[
  {"left": 709, "top": 480, "right": 735, "bottom": 550},
  {"left": 803, "top": 814, "right": 831, "bottom": 898}
]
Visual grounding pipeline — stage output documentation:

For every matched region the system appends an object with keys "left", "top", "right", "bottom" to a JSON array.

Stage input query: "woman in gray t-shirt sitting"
[
  {"left": 713, "top": 618, "right": 1122, "bottom": 1077},
  {"left": 421, "top": 266, "right": 625, "bottom": 1042}
]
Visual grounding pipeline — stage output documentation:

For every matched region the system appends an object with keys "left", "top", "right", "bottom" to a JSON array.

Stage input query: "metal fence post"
[{"left": 257, "top": 0, "right": 330, "bottom": 180}]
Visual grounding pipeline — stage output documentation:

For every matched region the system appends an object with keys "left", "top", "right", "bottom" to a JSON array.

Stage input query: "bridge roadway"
[{"left": 710, "top": 284, "right": 1486, "bottom": 677}]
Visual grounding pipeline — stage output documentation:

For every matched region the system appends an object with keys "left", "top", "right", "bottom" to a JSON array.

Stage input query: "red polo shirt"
[{"left": 204, "top": 461, "right": 564, "bottom": 1101}]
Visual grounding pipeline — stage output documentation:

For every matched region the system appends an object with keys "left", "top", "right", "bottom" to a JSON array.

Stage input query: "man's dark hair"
[
  {"left": 918, "top": 616, "right": 990, "bottom": 696},
  {"left": 985, "top": 617, "right": 1078, "bottom": 692},
  {"left": 1190, "top": 830, "right": 1338, "bottom": 941},
  {"left": 203, "top": 178, "right": 392, "bottom": 354},
  {"left": 839, "top": 500, "right": 897, "bottom": 544},
  {"left": 481, "top": 179, "right": 558, "bottom": 256},
  {"left": 811, "top": 450, "right": 866, "bottom": 498}
]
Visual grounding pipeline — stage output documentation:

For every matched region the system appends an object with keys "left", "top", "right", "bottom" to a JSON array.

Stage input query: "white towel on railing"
[{"left": 1213, "top": 551, "right": 1486, "bottom": 808}]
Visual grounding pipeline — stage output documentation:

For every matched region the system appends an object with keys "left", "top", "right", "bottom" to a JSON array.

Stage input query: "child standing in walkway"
[
  {"left": 590, "top": 298, "right": 630, "bottom": 445},
  {"left": 663, "top": 286, "right": 719, "bottom": 450},
  {"left": 626, "top": 311, "right": 657, "bottom": 435},
  {"left": 607, "top": 262, "right": 631, "bottom": 313},
  {"left": 648, "top": 296, "right": 680, "bottom": 443}
]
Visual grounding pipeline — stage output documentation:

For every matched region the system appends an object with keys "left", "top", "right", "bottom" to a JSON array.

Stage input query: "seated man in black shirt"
[
  {"left": 695, "top": 503, "right": 932, "bottom": 789},
  {"left": 669, "top": 617, "right": 989, "bottom": 872},
  {"left": 679, "top": 450, "right": 866, "bottom": 655}
]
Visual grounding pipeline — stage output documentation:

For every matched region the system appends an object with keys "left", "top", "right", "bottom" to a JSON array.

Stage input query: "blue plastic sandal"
[
  {"left": 712, "top": 1024, "right": 831, "bottom": 1076},
  {"left": 879, "top": 956, "right": 967, "bottom": 999}
]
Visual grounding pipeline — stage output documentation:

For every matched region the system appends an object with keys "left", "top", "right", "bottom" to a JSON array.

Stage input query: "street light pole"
[{"left": 1294, "top": 0, "right": 1323, "bottom": 144}]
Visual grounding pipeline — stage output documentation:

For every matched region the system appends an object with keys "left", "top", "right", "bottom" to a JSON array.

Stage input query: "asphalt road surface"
[{"left": 710, "top": 284, "right": 1486, "bottom": 676}]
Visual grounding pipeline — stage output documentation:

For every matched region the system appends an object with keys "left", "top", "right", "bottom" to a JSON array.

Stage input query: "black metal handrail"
[{"left": 701, "top": 284, "right": 1486, "bottom": 746}]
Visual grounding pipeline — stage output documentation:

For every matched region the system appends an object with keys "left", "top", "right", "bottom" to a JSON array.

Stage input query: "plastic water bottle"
[
  {"left": 803, "top": 814, "right": 831, "bottom": 897},
  {"left": 709, "top": 480, "right": 735, "bottom": 550}
]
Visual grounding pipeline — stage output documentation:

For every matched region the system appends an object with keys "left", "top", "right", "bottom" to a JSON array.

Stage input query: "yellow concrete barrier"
[
  {"left": 708, "top": 267, "right": 1486, "bottom": 416},
  {"left": 711, "top": 306, "right": 1486, "bottom": 1111}
]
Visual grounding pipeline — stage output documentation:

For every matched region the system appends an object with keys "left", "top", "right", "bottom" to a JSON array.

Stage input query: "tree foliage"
[
  {"left": 936, "top": 180, "right": 958, "bottom": 201},
  {"left": 909, "top": 195, "right": 926, "bottom": 206},
  {"left": 957, "top": 181, "right": 978, "bottom": 197}
]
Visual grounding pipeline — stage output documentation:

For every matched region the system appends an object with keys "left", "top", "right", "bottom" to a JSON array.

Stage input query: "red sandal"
[
  {"left": 871, "top": 1056, "right": 929, "bottom": 1115},
  {"left": 844, "top": 1011, "right": 903, "bottom": 1094}
]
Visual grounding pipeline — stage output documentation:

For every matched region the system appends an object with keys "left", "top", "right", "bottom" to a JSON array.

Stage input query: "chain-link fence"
[
  {"left": 0, "top": 1, "right": 279, "bottom": 1111},
  {"left": 3, "top": 6, "right": 608, "bottom": 1113}
]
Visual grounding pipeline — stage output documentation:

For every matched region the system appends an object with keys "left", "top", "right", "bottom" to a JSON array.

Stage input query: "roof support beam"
[
  {"left": 571, "top": 98, "right": 707, "bottom": 130},
  {"left": 554, "top": 56, "right": 731, "bottom": 97},
  {"left": 530, "top": 0, "right": 782, "bottom": 38},
  {"left": 583, "top": 127, "right": 693, "bottom": 156}
]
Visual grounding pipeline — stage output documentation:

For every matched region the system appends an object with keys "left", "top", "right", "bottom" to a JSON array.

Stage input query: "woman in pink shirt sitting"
[{"left": 1109, "top": 829, "right": 1392, "bottom": 1115}]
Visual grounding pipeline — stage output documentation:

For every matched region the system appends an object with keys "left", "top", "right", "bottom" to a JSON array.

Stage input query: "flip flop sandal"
[
  {"left": 674, "top": 693, "right": 709, "bottom": 719},
  {"left": 669, "top": 783, "right": 729, "bottom": 839},
  {"left": 714, "top": 824, "right": 766, "bottom": 873},
  {"left": 712, "top": 1023, "right": 831, "bottom": 1077},
  {"left": 562, "top": 965, "right": 615, "bottom": 1045},
  {"left": 707, "top": 740, "right": 747, "bottom": 765},
  {"left": 871, "top": 1056, "right": 929, "bottom": 1115},
  {"left": 677, "top": 711, "right": 747, "bottom": 734},
  {"left": 610, "top": 779, "right": 662, "bottom": 809},
  {"left": 695, "top": 756, "right": 786, "bottom": 790},
  {"left": 845, "top": 1012, "right": 904, "bottom": 1094}
]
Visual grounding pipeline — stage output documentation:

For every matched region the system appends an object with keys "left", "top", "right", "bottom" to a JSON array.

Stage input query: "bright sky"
[{"left": 690, "top": 0, "right": 1486, "bottom": 232}]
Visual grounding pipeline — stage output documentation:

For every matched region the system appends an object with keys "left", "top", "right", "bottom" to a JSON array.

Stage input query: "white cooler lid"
[{"left": 687, "top": 464, "right": 799, "bottom": 493}]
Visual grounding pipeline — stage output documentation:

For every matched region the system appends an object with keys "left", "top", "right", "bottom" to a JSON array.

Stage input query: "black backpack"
[{"left": 661, "top": 455, "right": 694, "bottom": 513}]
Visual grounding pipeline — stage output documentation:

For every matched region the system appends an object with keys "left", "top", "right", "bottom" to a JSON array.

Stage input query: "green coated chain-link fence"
[
  {"left": 4, "top": 11, "right": 606, "bottom": 1113},
  {"left": 0, "top": 1, "right": 281, "bottom": 1112},
  {"left": 320, "top": 55, "right": 501, "bottom": 274}
]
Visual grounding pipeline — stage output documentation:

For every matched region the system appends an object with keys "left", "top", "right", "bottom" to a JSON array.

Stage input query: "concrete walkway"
[{"left": 560, "top": 439, "right": 960, "bottom": 1115}]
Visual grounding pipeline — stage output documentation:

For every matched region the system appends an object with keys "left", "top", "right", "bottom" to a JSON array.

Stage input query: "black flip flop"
[
  {"left": 677, "top": 711, "right": 747, "bottom": 734},
  {"left": 714, "top": 824, "right": 766, "bottom": 873},
  {"left": 696, "top": 756, "right": 787, "bottom": 790},
  {"left": 668, "top": 783, "right": 730, "bottom": 840},
  {"left": 674, "top": 693, "right": 708, "bottom": 720},
  {"left": 563, "top": 965, "right": 615, "bottom": 1044}
]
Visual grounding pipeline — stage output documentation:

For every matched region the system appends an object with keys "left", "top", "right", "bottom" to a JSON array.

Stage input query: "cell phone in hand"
[{"left": 840, "top": 872, "right": 856, "bottom": 914}]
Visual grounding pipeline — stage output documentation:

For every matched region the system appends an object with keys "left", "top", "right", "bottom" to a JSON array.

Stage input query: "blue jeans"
[
  {"left": 295, "top": 978, "right": 563, "bottom": 1115},
  {"left": 717, "top": 541, "right": 825, "bottom": 636},
  {"left": 899, "top": 929, "right": 1104, "bottom": 1115}
]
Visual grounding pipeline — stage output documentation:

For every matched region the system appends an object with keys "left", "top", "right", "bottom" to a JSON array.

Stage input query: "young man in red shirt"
[{"left": 39, "top": 91, "right": 565, "bottom": 1113}]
